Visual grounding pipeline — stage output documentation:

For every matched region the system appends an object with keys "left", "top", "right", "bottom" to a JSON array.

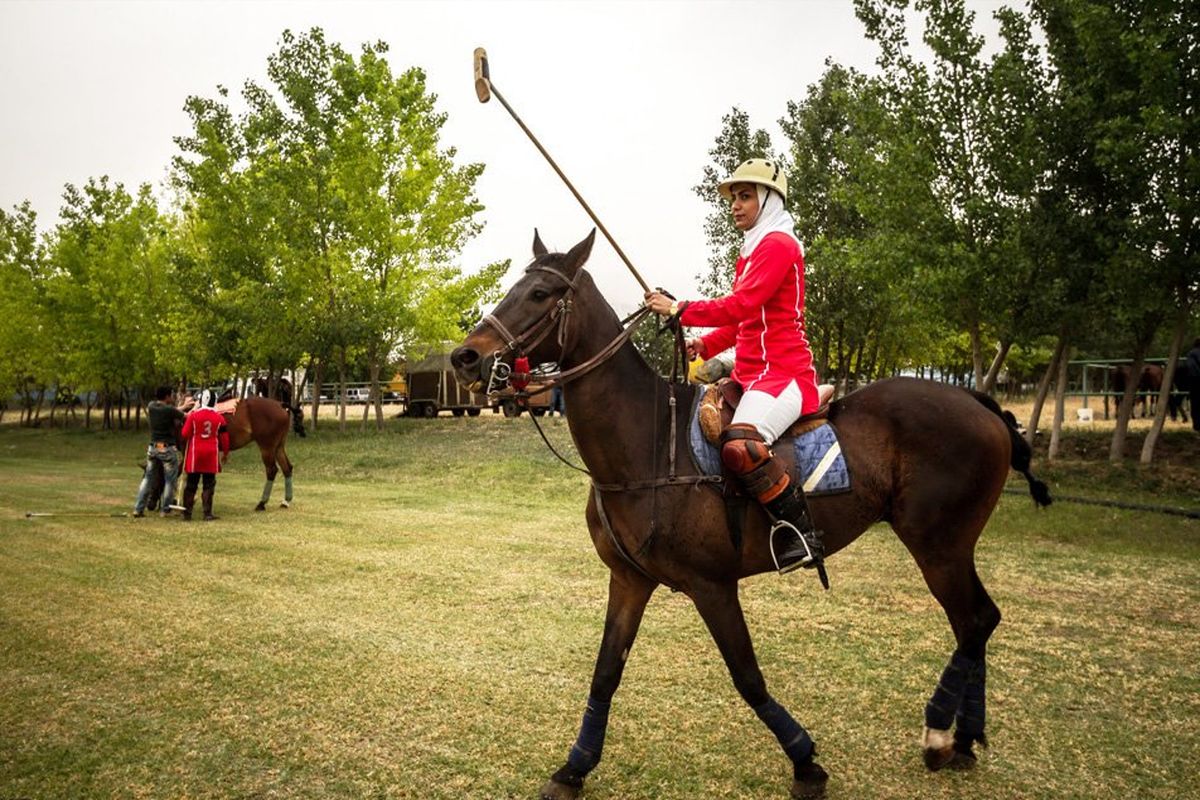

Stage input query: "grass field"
[{"left": 1, "top": 415, "right": 1198, "bottom": 799}]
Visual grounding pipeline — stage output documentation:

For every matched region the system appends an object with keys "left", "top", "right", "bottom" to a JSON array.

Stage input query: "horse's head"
[{"left": 451, "top": 229, "right": 595, "bottom": 394}]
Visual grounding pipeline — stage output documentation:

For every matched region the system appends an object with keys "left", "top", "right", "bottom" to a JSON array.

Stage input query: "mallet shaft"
[{"left": 473, "top": 48, "right": 651, "bottom": 294}]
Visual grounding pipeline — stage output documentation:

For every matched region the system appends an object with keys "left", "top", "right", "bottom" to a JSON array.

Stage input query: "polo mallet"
[
  {"left": 25, "top": 511, "right": 131, "bottom": 519},
  {"left": 473, "top": 47, "right": 651, "bottom": 294}
]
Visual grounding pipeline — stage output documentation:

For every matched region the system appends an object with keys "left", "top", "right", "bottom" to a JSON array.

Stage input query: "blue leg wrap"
[
  {"left": 260, "top": 479, "right": 275, "bottom": 505},
  {"left": 754, "top": 698, "right": 814, "bottom": 764},
  {"left": 956, "top": 658, "right": 987, "bottom": 739},
  {"left": 924, "top": 650, "right": 976, "bottom": 731},
  {"left": 284, "top": 474, "right": 294, "bottom": 502},
  {"left": 566, "top": 695, "right": 611, "bottom": 774}
]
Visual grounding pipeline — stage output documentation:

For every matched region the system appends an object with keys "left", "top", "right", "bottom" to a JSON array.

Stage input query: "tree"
[
  {"left": 46, "top": 178, "right": 171, "bottom": 429},
  {"left": 0, "top": 203, "right": 52, "bottom": 425},
  {"left": 175, "top": 28, "right": 501, "bottom": 431}
]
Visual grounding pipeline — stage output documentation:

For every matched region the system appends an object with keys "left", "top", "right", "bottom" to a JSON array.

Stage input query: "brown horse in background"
[
  {"left": 224, "top": 396, "right": 298, "bottom": 510},
  {"left": 451, "top": 231, "right": 1050, "bottom": 800}
]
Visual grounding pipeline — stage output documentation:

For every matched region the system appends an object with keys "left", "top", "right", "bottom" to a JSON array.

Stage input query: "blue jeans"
[{"left": 134, "top": 444, "right": 179, "bottom": 513}]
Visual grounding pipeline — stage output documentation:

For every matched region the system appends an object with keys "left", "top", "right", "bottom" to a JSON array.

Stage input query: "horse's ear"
[
  {"left": 562, "top": 229, "right": 596, "bottom": 275},
  {"left": 532, "top": 229, "right": 548, "bottom": 259}
]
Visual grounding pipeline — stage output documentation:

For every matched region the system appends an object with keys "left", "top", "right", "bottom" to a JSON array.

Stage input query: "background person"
[
  {"left": 644, "top": 158, "right": 824, "bottom": 576},
  {"left": 180, "top": 389, "right": 231, "bottom": 521},
  {"left": 1187, "top": 337, "right": 1200, "bottom": 432},
  {"left": 133, "top": 386, "right": 193, "bottom": 518}
]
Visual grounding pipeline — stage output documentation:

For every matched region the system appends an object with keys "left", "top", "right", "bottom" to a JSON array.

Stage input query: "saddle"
[{"left": 698, "top": 379, "right": 835, "bottom": 447}]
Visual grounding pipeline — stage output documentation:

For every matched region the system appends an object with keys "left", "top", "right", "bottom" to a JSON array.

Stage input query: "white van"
[{"left": 345, "top": 387, "right": 372, "bottom": 403}]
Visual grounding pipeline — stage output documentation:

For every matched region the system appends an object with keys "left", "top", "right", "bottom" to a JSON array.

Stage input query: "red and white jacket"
[
  {"left": 680, "top": 231, "right": 819, "bottom": 414},
  {"left": 182, "top": 407, "right": 231, "bottom": 474}
]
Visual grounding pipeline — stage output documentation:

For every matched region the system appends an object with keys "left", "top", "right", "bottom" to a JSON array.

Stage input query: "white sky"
[{"left": 0, "top": 0, "right": 1008, "bottom": 313}]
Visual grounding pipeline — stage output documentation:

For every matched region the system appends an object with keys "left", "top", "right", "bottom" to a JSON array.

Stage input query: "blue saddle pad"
[{"left": 688, "top": 391, "right": 851, "bottom": 496}]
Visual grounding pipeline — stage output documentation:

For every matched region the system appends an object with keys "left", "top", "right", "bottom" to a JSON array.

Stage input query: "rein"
[{"left": 480, "top": 267, "right": 719, "bottom": 591}]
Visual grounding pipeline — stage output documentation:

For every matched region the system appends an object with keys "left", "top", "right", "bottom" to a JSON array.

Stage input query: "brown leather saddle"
[{"left": 698, "top": 379, "right": 834, "bottom": 447}]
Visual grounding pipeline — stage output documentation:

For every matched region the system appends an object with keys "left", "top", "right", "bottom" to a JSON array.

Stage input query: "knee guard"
[{"left": 720, "top": 424, "right": 789, "bottom": 502}]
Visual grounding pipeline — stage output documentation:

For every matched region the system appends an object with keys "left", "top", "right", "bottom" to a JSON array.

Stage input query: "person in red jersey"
[
  {"left": 180, "top": 389, "right": 230, "bottom": 521},
  {"left": 645, "top": 158, "right": 824, "bottom": 577}
]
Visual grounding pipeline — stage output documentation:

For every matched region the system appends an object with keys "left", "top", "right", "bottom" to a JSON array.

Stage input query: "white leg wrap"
[{"left": 921, "top": 726, "right": 954, "bottom": 751}]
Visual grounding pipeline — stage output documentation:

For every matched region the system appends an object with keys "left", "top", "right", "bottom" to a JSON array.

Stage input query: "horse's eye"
[{"left": 531, "top": 289, "right": 550, "bottom": 302}]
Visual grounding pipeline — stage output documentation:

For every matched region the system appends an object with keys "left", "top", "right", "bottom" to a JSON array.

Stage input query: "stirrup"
[{"left": 769, "top": 521, "right": 830, "bottom": 590}]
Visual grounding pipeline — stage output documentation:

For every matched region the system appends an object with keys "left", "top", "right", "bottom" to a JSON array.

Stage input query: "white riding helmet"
[{"left": 718, "top": 158, "right": 787, "bottom": 200}]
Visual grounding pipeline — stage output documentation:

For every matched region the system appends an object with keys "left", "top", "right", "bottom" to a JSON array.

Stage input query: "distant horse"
[
  {"left": 1111, "top": 364, "right": 1163, "bottom": 418},
  {"left": 224, "top": 396, "right": 300, "bottom": 510},
  {"left": 148, "top": 396, "right": 301, "bottom": 511},
  {"left": 450, "top": 231, "right": 1051, "bottom": 800}
]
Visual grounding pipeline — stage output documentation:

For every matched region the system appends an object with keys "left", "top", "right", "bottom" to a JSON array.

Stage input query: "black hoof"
[
  {"left": 254, "top": 502, "right": 266, "bottom": 512},
  {"left": 538, "top": 780, "right": 580, "bottom": 800},
  {"left": 923, "top": 744, "right": 957, "bottom": 771},
  {"left": 791, "top": 758, "right": 829, "bottom": 799}
]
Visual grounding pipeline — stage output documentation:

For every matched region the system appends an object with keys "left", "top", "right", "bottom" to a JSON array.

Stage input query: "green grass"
[{"left": 1, "top": 418, "right": 1198, "bottom": 799}]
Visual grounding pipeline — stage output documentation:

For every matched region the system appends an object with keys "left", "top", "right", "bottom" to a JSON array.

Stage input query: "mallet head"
[{"left": 473, "top": 47, "right": 492, "bottom": 103}]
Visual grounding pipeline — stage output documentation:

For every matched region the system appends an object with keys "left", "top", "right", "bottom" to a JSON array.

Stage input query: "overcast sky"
[{"left": 0, "top": 0, "right": 1008, "bottom": 312}]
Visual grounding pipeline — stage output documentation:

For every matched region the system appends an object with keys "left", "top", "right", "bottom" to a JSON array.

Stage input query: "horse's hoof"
[
  {"left": 922, "top": 726, "right": 957, "bottom": 771},
  {"left": 923, "top": 745, "right": 957, "bottom": 771},
  {"left": 280, "top": 501, "right": 290, "bottom": 509},
  {"left": 538, "top": 780, "right": 580, "bottom": 800},
  {"left": 791, "top": 758, "right": 829, "bottom": 799},
  {"left": 254, "top": 502, "right": 266, "bottom": 512}
]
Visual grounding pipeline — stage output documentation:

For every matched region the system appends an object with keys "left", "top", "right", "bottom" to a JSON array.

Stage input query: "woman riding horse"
[
  {"left": 452, "top": 224, "right": 1049, "bottom": 799},
  {"left": 645, "top": 158, "right": 823, "bottom": 578}
]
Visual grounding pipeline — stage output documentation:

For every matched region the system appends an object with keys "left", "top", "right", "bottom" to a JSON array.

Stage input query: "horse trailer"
[{"left": 404, "top": 351, "right": 552, "bottom": 418}]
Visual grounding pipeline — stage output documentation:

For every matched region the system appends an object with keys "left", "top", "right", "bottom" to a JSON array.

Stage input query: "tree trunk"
[
  {"left": 1140, "top": 312, "right": 1189, "bottom": 465},
  {"left": 85, "top": 393, "right": 93, "bottom": 428},
  {"left": 32, "top": 384, "right": 46, "bottom": 426},
  {"left": 1048, "top": 344, "right": 1072, "bottom": 461},
  {"left": 371, "top": 354, "right": 384, "bottom": 431},
  {"left": 310, "top": 359, "right": 322, "bottom": 432},
  {"left": 980, "top": 338, "right": 1013, "bottom": 395},
  {"left": 968, "top": 321, "right": 985, "bottom": 389},
  {"left": 337, "top": 347, "right": 348, "bottom": 433},
  {"left": 1109, "top": 339, "right": 1150, "bottom": 462},
  {"left": 1027, "top": 334, "right": 1067, "bottom": 446}
]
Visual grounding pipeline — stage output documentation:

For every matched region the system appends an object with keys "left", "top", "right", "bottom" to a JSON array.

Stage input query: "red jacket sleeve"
[
  {"left": 699, "top": 324, "right": 737, "bottom": 357},
  {"left": 218, "top": 422, "right": 230, "bottom": 454},
  {"left": 679, "top": 234, "right": 799, "bottom": 328}
]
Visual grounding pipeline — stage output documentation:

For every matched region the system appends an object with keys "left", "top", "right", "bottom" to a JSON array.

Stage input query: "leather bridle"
[{"left": 479, "top": 264, "right": 652, "bottom": 398}]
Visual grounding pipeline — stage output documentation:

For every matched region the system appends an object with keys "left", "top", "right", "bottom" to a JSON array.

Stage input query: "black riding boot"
[
  {"left": 764, "top": 481, "right": 827, "bottom": 583},
  {"left": 201, "top": 489, "right": 216, "bottom": 521},
  {"left": 182, "top": 484, "right": 197, "bottom": 521}
]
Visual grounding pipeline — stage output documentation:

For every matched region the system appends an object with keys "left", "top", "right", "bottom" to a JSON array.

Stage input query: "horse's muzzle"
[{"left": 450, "top": 345, "right": 487, "bottom": 392}]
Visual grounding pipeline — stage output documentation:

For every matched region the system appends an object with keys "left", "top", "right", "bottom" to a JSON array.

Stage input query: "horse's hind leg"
[
  {"left": 540, "top": 569, "right": 655, "bottom": 800},
  {"left": 917, "top": 558, "right": 1000, "bottom": 771},
  {"left": 276, "top": 445, "right": 294, "bottom": 507},
  {"left": 255, "top": 446, "right": 279, "bottom": 511},
  {"left": 691, "top": 582, "right": 828, "bottom": 799}
]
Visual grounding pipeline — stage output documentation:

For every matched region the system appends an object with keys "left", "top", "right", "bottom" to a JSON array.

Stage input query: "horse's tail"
[
  {"left": 288, "top": 404, "right": 307, "bottom": 438},
  {"left": 969, "top": 390, "right": 1052, "bottom": 508}
]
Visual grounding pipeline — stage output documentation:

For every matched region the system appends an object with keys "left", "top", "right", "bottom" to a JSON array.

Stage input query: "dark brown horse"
[{"left": 450, "top": 231, "right": 1050, "bottom": 800}]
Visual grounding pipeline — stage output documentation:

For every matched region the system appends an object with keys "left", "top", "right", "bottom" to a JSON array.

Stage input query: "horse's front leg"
[
  {"left": 691, "top": 582, "right": 828, "bottom": 799},
  {"left": 540, "top": 569, "right": 655, "bottom": 800}
]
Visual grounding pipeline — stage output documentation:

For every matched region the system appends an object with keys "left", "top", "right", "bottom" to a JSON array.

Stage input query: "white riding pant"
[{"left": 731, "top": 380, "right": 802, "bottom": 445}]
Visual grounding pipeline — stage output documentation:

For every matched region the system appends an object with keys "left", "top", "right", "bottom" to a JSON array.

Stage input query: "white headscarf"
[
  {"left": 199, "top": 389, "right": 215, "bottom": 409},
  {"left": 739, "top": 186, "right": 804, "bottom": 259}
]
